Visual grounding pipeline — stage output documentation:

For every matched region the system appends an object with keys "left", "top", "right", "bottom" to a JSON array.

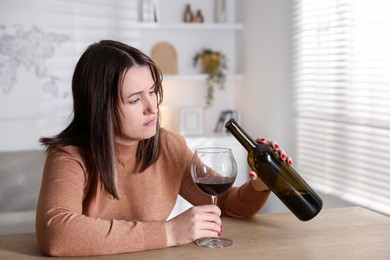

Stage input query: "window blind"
[{"left": 292, "top": 0, "right": 390, "bottom": 215}]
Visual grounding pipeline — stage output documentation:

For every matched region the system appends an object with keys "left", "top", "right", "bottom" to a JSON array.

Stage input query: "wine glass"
[{"left": 191, "top": 147, "right": 237, "bottom": 248}]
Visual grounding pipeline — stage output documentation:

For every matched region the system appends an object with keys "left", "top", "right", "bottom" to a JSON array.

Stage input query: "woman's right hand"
[{"left": 164, "top": 205, "right": 222, "bottom": 247}]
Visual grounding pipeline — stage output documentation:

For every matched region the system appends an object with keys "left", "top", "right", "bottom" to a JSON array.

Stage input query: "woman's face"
[{"left": 115, "top": 65, "right": 158, "bottom": 145}]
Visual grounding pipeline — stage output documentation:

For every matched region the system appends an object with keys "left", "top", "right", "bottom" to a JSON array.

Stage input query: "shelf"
[
  {"left": 129, "top": 22, "right": 243, "bottom": 30},
  {"left": 163, "top": 74, "right": 243, "bottom": 81}
]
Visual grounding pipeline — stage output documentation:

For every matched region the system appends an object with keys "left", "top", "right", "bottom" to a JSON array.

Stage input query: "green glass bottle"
[{"left": 225, "top": 118, "right": 322, "bottom": 221}]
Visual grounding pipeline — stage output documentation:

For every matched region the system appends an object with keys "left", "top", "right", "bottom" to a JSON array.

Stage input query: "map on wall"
[
  {"left": 0, "top": 0, "right": 76, "bottom": 125},
  {"left": 0, "top": 0, "right": 139, "bottom": 150},
  {"left": 0, "top": 25, "right": 70, "bottom": 96}
]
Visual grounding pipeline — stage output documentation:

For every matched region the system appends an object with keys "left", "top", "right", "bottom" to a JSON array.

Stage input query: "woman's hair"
[{"left": 40, "top": 40, "right": 163, "bottom": 199}]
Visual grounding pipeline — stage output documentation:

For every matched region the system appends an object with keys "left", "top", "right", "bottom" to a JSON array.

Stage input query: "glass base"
[{"left": 195, "top": 237, "right": 233, "bottom": 248}]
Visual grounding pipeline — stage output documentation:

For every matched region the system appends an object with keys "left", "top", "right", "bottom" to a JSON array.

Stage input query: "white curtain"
[{"left": 292, "top": 0, "right": 390, "bottom": 215}]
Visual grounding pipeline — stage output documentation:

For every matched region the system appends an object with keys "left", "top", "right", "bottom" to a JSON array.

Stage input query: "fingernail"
[
  {"left": 260, "top": 138, "right": 266, "bottom": 142},
  {"left": 274, "top": 144, "right": 279, "bottom": 149},
  {"left": 281, "top": 154, "right": 286, "bottom": 160},
  {"left": 218, "top": 232, "right": 221, "bottom": 237},
  {"left": 249, "top": 172, "right": 256, "bottom": 177},
  {"left": 288, "top": 159, "right": 293, "bottom": 165}
]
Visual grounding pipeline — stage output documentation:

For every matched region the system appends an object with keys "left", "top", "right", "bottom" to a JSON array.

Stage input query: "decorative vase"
[
  {"left": 201, "top": 53, "right": 221, "bottom": 75},
  {"left": 183, "top": 4, "right": 193, "bottom": 23},
  {"left": 214, "top": 0, "right": 227, "bottom": 23}
]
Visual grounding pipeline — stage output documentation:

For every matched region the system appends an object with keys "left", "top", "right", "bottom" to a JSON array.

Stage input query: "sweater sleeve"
[
  {"left": 35, "top": 146, "right": 166, "bottom": 256},
  {"left": 218, "top": 182, "right": 271, "bottom": 218}
]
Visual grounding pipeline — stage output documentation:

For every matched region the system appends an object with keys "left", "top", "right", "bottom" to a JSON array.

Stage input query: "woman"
[{"left": 36, "top": 40, "right": 291, "bottom": 256}]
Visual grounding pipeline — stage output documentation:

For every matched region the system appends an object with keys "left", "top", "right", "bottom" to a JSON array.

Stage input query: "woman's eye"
[{"left": 129, "top": 98, "right": 140, "bottom": 104}]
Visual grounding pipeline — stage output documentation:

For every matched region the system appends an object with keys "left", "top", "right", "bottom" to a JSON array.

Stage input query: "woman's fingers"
[
  {"left": 249, "top": 171, "right": 257, "bottom": 180},
  {"left": 269, "top": 141, "right": 280, "bottom": 150},
  {"left": 287, "top": 156, "right": 293, "bottom": 166},
  {"left": 189, "top": 206, "right": 222, "bottom": 238},
  {"left": 257, "top": 139, "right": 292, "bottom": 164},
  {"left": 258, "top": 139, "right": 281, "bottom": 153},
  {"left": 165, "top": 205, "right": 222, "bottom": 247},
  {"left": 279, "top": 148, "right": 287, "bottom": 160},
  {"left": 195, "top": 207, "right": 221, "bottom": 225}
]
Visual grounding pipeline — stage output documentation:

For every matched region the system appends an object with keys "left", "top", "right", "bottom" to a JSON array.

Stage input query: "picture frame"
[
  {"left": 179, "top": 107, "right": 204, "bottom": 135},
  {"left": 138, "top": 0, "right": 160, "bottom": 22},
  {"left": 214, "top": 110, "right": 241, "bottom": 133}
]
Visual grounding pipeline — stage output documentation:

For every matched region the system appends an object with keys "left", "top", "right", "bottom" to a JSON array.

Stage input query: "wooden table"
[{"left": 0, "top": 207, "right": 389, "bottom": 259}]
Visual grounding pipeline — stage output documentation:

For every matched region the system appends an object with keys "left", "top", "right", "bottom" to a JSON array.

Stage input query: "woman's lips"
[{"left": 144, "top": 117, "right": 156, "bottom": 126}]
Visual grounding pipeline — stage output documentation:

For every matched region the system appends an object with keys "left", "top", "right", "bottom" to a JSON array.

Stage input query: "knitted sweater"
[{"left": 35, "top": 129, "right": 270, "bottom": 256}]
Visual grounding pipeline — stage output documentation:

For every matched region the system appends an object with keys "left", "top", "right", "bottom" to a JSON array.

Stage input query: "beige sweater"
[{"left": 36, "top": 129, "right": 270, "bottom": 256}]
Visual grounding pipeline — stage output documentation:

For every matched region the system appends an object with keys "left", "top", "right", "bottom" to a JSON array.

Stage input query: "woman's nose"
[
  {"left": 145, "top": 96, "right": 158, "bottom": 114},
  {"left": 148, "top": 105, "right": 158, "bottom": 114}
]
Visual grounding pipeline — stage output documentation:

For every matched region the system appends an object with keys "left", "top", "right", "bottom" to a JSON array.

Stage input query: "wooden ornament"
[{"left": 151, "top": 42, "right": 178, "bottom": 75}]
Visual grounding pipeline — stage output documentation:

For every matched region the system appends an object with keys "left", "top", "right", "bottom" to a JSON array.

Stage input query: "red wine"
[
  {"left": 195, "top": 177, "right": 235, "bottom": 196},
  {"left": 225, "top": 118, "right": 322, "bottom": 221}
]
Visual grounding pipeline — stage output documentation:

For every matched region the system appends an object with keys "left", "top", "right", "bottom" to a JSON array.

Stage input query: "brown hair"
[{"left": 40, "top": 40, "right": 163, "bottom": 198}]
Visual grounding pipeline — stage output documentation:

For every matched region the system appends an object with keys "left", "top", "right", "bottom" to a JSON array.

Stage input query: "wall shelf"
[
  {"left": 135, "top": 0, "right": 242, "bottom": 133},
  {"left": 129, "top": 22, "right": 243, "bottom": 30},
  {"left": 163, "top": 74, "right": 243, "bottom": 81}
]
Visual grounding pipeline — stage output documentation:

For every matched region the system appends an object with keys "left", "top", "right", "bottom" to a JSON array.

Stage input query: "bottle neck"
[{"left": 225, "top": 119, "right": 257, "bottom": 151}]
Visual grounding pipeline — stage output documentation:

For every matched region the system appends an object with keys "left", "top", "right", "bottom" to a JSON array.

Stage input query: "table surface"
[{"left": 0, "top": 207, "right": 389, "bottom": 259}]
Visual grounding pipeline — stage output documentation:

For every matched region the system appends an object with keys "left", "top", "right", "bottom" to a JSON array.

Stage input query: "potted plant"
[{"left": 193, "top": 48, "right": 227, "bottom": 106}]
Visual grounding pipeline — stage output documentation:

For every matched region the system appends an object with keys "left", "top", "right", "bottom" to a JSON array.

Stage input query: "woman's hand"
[
  {"left": 248, "top": 137, "right": 293, "bottom": 191},
  {"left": 164, "top": 205, "right": 222, "bottom": 247},
  {"left": 258, "top": 137, "right": 293, "bottom": 165}
]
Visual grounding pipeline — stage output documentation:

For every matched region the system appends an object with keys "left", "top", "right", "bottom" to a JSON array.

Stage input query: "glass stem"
[{"left": 211, "top": 195, "right": 217, "bottom": 205}]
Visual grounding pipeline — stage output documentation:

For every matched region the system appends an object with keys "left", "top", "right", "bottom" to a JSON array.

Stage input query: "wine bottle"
[{"left": 225, "top": 118, "right": 322, "bottom": 221}]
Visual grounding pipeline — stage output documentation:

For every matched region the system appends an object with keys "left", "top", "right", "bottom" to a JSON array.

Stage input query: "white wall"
[
  {"left": 237, "top": 0, "right": 292, "bottom": 214},
  {"left": 0, "top": 0, "right": 356, "bottom": 212},
  {"left": 0, "top": 0, "right": 239, "bottom": 150},
  {"left": 237, "top": 0, "right": 295, "bottom": 158}
]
